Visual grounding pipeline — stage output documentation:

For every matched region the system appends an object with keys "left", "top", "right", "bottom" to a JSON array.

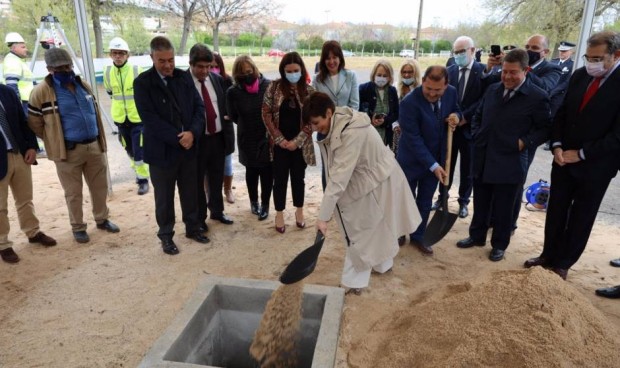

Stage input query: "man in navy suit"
[
  {"left": 525, "top": 31, "right": 620, "bottom": 281},
  {"left": 397, "top": 66, "right": 460, "bottom": 255},
  {"left": 432, "top": 35, "right": 490, "bottom": 219},
  {"left": 134, "top": 36, "right": 210, "bottom": 255},
  {"left": 0, "top": 85, "right": 56, "bottom": 263},
  {"left": 456, "top": 49, "right": 551, "bottom": 261}
]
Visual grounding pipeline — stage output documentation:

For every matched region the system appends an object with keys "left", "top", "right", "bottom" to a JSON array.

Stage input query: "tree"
[
  {"left": 88, "top": 0, "right": 108, "bottom": 58},
  {"left": 197, "top": 0, "right": 280, "bottom": 52},
  {"left": 151, "top": 0, "right": 205, "bottom": 55}
]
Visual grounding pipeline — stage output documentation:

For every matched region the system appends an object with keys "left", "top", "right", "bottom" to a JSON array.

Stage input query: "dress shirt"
[{"left": 192, "top": 74, "right": 222, "bottom": 135}]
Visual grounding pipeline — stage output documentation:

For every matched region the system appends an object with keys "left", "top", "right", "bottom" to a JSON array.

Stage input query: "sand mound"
[{"left": 370, "top": 267, "right": 620, "bottom": 368}]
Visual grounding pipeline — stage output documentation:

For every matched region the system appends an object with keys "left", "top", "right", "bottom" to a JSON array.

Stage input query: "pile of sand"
[
  {"left": 250, "top": 282, "right": 305, "bottom": 367},
  {"left": 366, "top": 267, "right": 620, "bottom": 368}
]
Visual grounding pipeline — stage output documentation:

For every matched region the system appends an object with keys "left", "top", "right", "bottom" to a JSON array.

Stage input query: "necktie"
[
  {"left": 432, "top": 101, "right": 441, "bottom": 122},
  {"left": 579, "top": 77, "right": 602, "bottom": 112},
  {"left": 503, "top": 89, "right": 513, "bottom": 103},
  {"left": 199, "top": 79, "right": 217, "bottom": 135},
  {"left": 0, "top": 105, "right": 18, "bottom": 152},
  {"left": 457, "top": 68, "right": 467, "bottom": 102}
]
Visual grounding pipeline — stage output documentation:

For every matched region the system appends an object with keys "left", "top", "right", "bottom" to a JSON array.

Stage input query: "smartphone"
[{"left": 490, "top": 45, "right": 501, "bottom": 56}]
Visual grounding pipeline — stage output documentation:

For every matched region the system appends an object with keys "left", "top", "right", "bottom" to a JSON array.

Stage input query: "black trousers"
[
  {"left": 438, "top": 128, "right": 473, "bottom": 205},
  {"left": 246, "top": 165, "right": 273, "bottom": 208},
  {"left": 197, "top": 133, "right": 226, "bottom": 223},
  {"left": 272, "top": 146, "right": 306, "bottom": 211},
  {"left": 150, "top": 157, "right": 199, "bottom": 240},
  {"left": 542, "top": 165, "right": 613, "bottom": 269},
  {"left": 470, "top": 179, "right": 520, "bottom": 250},
  {"left": 512, "top": 147, "right": 538, "bottom": 229}
]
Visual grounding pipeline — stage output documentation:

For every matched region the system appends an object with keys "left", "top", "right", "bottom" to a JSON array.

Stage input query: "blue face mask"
[
  {"left": 53, "top": 70, "right": 76, "bottom": 85},
  {"left": 285, "top": 71, "right": 302, "bottom": 84},
  {"left": 402, "top": 77, "right": 415, "bottom": 86},
  {"left": 454, "top": 53, "right": 469, "bottom": 67}
]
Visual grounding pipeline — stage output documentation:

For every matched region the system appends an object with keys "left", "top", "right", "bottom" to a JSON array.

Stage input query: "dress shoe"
[
  {"left": 456, "top": 237, "right": 486, "bottom": 248},
  {"left": 250, "top": 201, "right": 260, "bottom": 215},
  {"left": 28, "top": 231, "right": 57, "bottom": 247},
  {"left": 489, "top": 248, "right": 505, "bottom": 262},
  {"left": 524, "top": 256, "right": 548, "bottom": 268},
  {"left": 0, "top": 247, "right": 19, "bottom": 263},
  {"left": 595, "top": 285, "right": 620, "bottom": 299},
  {"left": 431, "top": 200, "right": 441, "bottom": 211},
  {"left": 211, "top": 213, "right": 234, "bottom": 225},
  {"left": 186, "top": 232, "right": 210, "bottom": 244},
  {"left": 161, "top": 239, "right": 179, "bottom": 255},
  {"left": 137, "top": 181, "right": 149, "bottom": 195},
  {"left": 458, "top": 204, "right": 469, "bottom": 218},
  {"left": 610, "top": 258, "right": 620, "bottom": 268},
  {"left": 398, "top": 235, "right": 406, "bottom": 246},
  {"left": 96, "top": 220, "right": 120, "bottom": 233},
  {"left": 295, "top": 210, "right": 305, "bottom": 229},
  {"left": 412, "top": 239, "right": 433, "bottom": 255},
  {"left": 258, "top": 207, "right": 269, "bottom": 221},
  {"left": 551, "top": 267, "right": 568, "bottom": 280},
  {"left": 344, "top": 287, "right": 363, "bottom": 295},
  {"left": 73, "top": 231, "right": 90, "bottom": 243},
  {"left": 199, "top": 222, "right": 209, "bottom": 233}
]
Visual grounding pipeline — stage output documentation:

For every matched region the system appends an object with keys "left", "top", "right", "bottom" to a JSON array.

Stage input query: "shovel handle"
[
  {"left": 443, "top": 126, "right": 454, "bottom": 187},
  {"left": 315, "top": 230, "right": 325, "bottom": 243}
]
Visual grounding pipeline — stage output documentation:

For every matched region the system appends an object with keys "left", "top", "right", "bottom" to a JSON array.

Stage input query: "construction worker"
[
  {"left": 103, "top": 37, "right": 149, "bottom": 195},
  {"left": 3, "top": 32, "right": 34, "bottom": 114}
]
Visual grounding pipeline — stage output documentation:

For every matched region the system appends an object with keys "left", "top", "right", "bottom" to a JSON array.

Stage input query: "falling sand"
[{"left": 250, "top": 282, "right": 305, "bottom": 368}]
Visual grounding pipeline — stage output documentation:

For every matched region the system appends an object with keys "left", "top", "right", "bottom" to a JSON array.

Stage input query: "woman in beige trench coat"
[{"left": 302, "top": 92, "right": 421, "bottom": 294}]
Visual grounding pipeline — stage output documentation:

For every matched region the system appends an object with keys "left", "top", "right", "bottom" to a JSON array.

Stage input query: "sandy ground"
[{"left": 1, "top": 92, "right": 619, "bottom": 367}]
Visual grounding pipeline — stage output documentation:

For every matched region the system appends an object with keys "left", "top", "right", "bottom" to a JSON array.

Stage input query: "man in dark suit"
[
  {"left": 432, "top": 35, "right": 490, "bottom": 218},
  {"left": 397, "top": 66, "right": 461, "bottom": 255},
  {"left": 456, "top": 49, "right": 551, "bottom": 261},
  {"left": 524, "top": 31, "right": 620, "bottom": 280},
  {"left": 0, "top": 85, "right": 57, "bottom": 263},
  {"left": 544, "top": 41, "right": 576, "bottom": 150},
  {"left": 187, "top": 43, "right": 235, "bottom": 229},
  {"left": 134, "top": 36, "right": 209, "bottom": 255}
]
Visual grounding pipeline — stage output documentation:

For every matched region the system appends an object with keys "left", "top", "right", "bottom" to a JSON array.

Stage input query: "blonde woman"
[{"left": 392, "top": 59, "right": 421, "bottom": 153}]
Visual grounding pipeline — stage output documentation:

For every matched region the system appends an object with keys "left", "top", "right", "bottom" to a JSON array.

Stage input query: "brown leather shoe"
[
  {"left": 0, "top": 247, "right": 20, "bottom": 263},
  {"left": 412, "top": 239, "right": 433, "bottom": 255},
  {"left": 524, "top": 256, "right": 548, "bottom": 268},
  {"left": 551, "top": 267, "right": 568, "bottom": 280},
  {"left": 28, "top": 231, "right": 57, "bottom": 247}
]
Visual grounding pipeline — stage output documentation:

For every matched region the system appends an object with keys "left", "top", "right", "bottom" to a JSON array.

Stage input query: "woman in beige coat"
[{"left": 302, "top": 92, "right": 421, "bottom": 294}]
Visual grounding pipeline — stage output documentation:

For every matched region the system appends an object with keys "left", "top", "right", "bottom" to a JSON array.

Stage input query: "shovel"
[
  {"left": 279, "top": 231, "right": 326, "bottom": 285},
  {"left": 423, "top": 127, "right": 459, "bottom": 246}
]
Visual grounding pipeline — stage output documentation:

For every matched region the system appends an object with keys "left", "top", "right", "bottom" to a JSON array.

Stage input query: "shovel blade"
[{"left": 279, "top": 231, "right": 325, "bottom": 285}]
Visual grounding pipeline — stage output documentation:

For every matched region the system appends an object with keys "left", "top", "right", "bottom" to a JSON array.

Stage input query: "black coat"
[
  {"left": 226, "top": 76, "right": 271, "bottom": 167},
  {"left": 203, "top": 71, "right": 235, "bottom": 156},
  {"left": 358, "top": 81, "right": 399, "bottom": 146}
]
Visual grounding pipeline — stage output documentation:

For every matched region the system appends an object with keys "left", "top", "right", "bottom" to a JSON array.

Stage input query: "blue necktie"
[{"left": 457, "top": 68, "right": 467, "bottom": 102}]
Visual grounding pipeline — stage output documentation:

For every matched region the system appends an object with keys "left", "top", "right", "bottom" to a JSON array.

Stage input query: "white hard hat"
[
  {"left": 109, "top": 37, "right": 129, "bottom": 52},
  {"left": 5, "top": 32, "right": 25, "bottom": 44}
]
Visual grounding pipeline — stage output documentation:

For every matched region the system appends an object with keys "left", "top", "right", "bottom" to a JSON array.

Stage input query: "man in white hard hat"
[
  {"left": 3, "top": 33, "right": 34, "bottom": 114},
  {"left": 103, "top": 37, "right": 149, "bottom": 195}
]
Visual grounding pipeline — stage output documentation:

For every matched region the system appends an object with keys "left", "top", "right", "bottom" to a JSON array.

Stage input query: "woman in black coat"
[{"left": 226, "top": 56, "right": 272, "bottom": 220}]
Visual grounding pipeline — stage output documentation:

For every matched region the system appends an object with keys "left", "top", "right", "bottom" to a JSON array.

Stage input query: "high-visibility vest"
[
  {"left": 103, "top": 62, "right": 142, "bottom": 123},
  {"left": 2, "top": 52, "right": 34, "bottom": 101}
]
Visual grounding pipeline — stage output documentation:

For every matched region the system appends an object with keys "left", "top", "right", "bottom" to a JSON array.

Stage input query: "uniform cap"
[
  {"left": 558, "top": 41, "right": 576, "bottom": 51},
  {"left": 44, "top": 47, "right": 72, "bottom": 68}
]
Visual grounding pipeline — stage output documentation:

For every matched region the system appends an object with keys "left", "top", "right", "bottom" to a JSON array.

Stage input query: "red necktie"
[
  {"left": 199, "top": 79, "right": 217, "bottom": 134},
  {"left": 579, "top": 77, "right": 602, "bottom": 112}
]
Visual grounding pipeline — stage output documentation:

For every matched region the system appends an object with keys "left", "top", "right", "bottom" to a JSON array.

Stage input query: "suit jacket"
[
  {"left": 528, "top": 59, "right": 562, "bottom": 94},
  {"left": 551, "top": 66, "right": 620, "bottom": 178},
  {"left": 549, "top": 58, "right": 574, "bottom": 116},
  {"left": 311, "top": 69, "right": 360, "bottom": 109},
  {"left": 471, "top": 79, "right": 551, "bottom": 184},
  {"left": 447, "top": 61, "right": 489, "bottom": 139},
  {"left": 134, "top": 67, "right": 205, "bottom": 168},
  {"left": 196, "top": 71, "right": 235, "bottom": 155},
  {"left": 0, "top": 84, "right": 38, "bottom": 180},
  {"left": 397, "top": 85, "right": 461, "bottom": 180},
  {"left": 358, "top": 81, "right": 399, "bottom": 146}
]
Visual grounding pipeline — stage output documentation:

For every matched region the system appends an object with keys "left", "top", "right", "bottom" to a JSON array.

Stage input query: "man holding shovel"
[{"left": 397, "top": 66, "right": 460, "bottom": 255}]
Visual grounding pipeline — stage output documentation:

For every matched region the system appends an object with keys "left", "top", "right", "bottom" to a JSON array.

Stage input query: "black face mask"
[
  {"left": 527, "top": 50, "right": 542, "bottom": 66},
  {"left": 244, "top": 74, "right": 257, "bottom": 85}
]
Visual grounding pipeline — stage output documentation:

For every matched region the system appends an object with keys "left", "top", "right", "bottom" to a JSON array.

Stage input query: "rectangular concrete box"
[{"left": 138, "top": 276, "right": 345, "bottom": 368}]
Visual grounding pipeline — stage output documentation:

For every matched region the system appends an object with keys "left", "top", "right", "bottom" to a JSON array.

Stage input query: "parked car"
[
  {"left": 342, "top": 50, "right": 356, "bottom": 57},
  {"left": 399, "top": 49, "right": 415, "bottom": 58},
  {"left": 267, "top": 49, "right": 285, "bottom": 57}
]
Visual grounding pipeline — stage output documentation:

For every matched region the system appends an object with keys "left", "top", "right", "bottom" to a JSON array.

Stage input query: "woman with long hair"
[
  {"left": 392, "top": 59, "right": 421, "bottom": 153},
  {"left": 262, "top": 52, "right": 315, "bottom": 233}
]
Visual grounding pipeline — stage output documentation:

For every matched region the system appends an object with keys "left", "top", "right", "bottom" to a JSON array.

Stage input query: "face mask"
[
  {"left": 527, "top": 50, "right": 542, "bottom": 66},
  {"left": 402, "top": 77, "right": 415, "bottom": 86},
  {"left": 244, "top": 77, "right": 260, "bottom": 94},
  {"left": 454, "top": 53, "right": 469, "bottom": 67},
  {"left": 53, "top": 70, "right": 76, "bottom": 85},
  {"left": 285, "top": 71, "right": 301, "bottom": 84},
  {"left": 374, "top": 76, "right": 388, "bottom": 87},
  {"left": 585, "top": 60, "right": 607, "bottom": 77},
  {"left": 211, "top": 67, "right": 220, "bottom": 75},
  {"left": 244, "top": 74, "right": 257, "bottom": 86}
]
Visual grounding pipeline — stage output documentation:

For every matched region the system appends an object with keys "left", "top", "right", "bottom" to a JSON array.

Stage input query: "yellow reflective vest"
[
  {"left": 2, "top": 52, "right": 35, "bottom": 101},
  {"left": 103, "top": 62, "right": 142, "bottom": 123}
]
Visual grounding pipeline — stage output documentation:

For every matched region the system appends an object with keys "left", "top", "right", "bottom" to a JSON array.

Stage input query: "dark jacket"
[
  {"left": 226, "top": 75, "right": 271, "bottom": 167},
  {"left": 0, "top": 84, "right": 38, "bottom": 180},
  {"left": 528, "top": 59, "right": 562, "bottom": 94},
  {"left": 199, "top": 71, "right": 235, "bottom": 155},
  {"left": 549, "top": 58, "right": 574, "bottom": 117},
  {"left": 358, "top": 81, "right": 399, "bottom": 146},
  {"left": 447, "top": 61, "right": 489, "bottom": 139},
  {"left": 472, "top": 79, "right": 551, "bottom": 184},
  {"left": 134, "top": 67, "right": 205, "bottom": 168}
]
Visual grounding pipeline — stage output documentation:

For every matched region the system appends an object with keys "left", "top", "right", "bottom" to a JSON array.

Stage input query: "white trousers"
[{"left": 341, "top": 247, "right": 393, "bottom": 289}]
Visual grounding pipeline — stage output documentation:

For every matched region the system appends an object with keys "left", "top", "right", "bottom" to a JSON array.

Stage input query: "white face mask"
[
  {"left": 374, "top": 76, "right": 388, "bottom": 87},
  {"left": 585, "top": 60, "right": 608, "bottom": 77},
  {"left": 402, "top": 77, "right": 415, "bottom": 86}
]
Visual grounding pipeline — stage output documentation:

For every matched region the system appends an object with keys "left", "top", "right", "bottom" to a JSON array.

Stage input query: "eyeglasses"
[
  {"left": 582, "top": 54, "right": 608, "bottom": 63},
  {"left": 453, "top": 49, "right": 467, "bottom": 55}
]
